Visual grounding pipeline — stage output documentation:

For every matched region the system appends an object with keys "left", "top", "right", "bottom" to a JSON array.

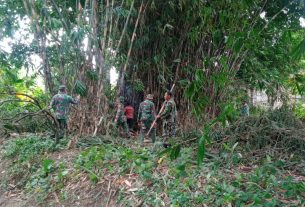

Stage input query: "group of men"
[
  {"left": 49, "top": 85, "right": 177, "bottom": 143},
  {"left": 49, "top": 85, "right": 249, "bottom": 141},
  {"left": 114, "top": 91, "right": 177, "bottom": 143}
]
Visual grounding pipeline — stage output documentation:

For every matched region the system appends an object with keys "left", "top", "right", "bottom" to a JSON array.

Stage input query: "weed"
[
  {"left": 75, "top": 146, "right": 106, "bottom": 183},
  {"left": 25, "top": 159, "right": 69, "bottom": 203},
  {"left": 1, "top": 134, "right": 305, "bottom": 206}
]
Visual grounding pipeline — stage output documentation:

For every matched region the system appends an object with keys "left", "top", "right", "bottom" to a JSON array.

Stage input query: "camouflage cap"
[
  {"left": 146, "top": 94, "right": 154, "bottom": 100},
  {"left": 59, "top": 85, "right": 66, "bottom": 91},
  {"left": 119, "top": 96, "right": 125, "bottom": 102}
]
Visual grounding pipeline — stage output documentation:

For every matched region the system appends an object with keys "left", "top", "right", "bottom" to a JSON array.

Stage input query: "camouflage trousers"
[
  {"left": 57, "top": 119, "right": 67, "bottom": 139},
  {"left": 139, "top": 120, "right": 156, "bottom": 143},
  {"left": 162, "top": 121, "right": 176, "bottom": 139},
  {"left": 116, "top": 120, "right": 129, "bottom": 137}
]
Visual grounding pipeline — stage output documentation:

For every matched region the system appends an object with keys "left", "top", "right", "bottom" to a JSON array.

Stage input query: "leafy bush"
[
  {"left": 1, "top": 135, "right": 69, "bottom": 203},
  {"left": 1, "top": 135, "right": 66, "bottom": 190},
  {"left": 293, "top": 102, "right": 305, "bottom": 120},
  {"left": 25, "top": 159, "right": 69, "bottom": 203},
  {"left": 0, "top": 88, "right": 52, "bottom": 133},
  {"left": 250, "top": 105, "right": 267, "bottom": 116},
  {"left": 3, "top": 135, "right": 57, "bottom": 162},
  {"left": 75, "top": 146, "right": 106, "bottom": 183}
]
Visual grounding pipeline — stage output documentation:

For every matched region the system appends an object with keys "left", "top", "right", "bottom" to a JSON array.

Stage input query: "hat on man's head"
[
  {"left": 146, "top": 94, "right": 154, "bottom": 100},
  {"left": 59, "top": 85, "right": 66, "bottom": 91},
  {"left": 119, "top": 96, "right": 125, "bottom": 102}
]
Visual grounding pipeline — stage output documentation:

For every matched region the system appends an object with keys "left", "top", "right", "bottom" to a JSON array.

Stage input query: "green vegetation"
[
  {"left": 1, "top": 0, "right": 305, "bottom": 206},
  {"left": 1, "top": 126, "right": 304, "bottom": 206}
]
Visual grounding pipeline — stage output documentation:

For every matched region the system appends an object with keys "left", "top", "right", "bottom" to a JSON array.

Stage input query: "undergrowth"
[
  {"left": 0, "top": 135, "right": 68, "bottom": 203},
  {"left": 1, "top": 108, "right": 305, "bottom": 206},
  {"left": 73, "top": 141, "right": 305, "bottom": 206},
  {"left": 211, "top": 108, "right": 305, "bottom": 164}
]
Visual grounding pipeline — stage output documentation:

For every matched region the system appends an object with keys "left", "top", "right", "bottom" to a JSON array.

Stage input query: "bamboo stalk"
[
  {"left": 111, "top": 0, "right": 125, "bottom": 49},
  {"left": 101, "top": 0, "right": 110, "bottom": 56},
  {"left": 118, "top": 0, "right": 146, "bottom": 95},
  {"left": 115, "top": 0, "right": 135, "bottom": 54},
  {"left": 24, "top": 0, "right": 54, "bottom": 94},
  {"left": 107, "top": 0, "right": 115, "bottom": 48},
  {"left": 50, "top": 0, "right": 69, "bottom": 31}
]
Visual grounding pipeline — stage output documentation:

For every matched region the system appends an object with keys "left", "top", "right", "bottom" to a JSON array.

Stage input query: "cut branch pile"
[
  {"left": 212, "top": 108, "right": 305, "bottom": 158},
  {"left": 0, "top": 92, "right": 58, "bottom": 137}
]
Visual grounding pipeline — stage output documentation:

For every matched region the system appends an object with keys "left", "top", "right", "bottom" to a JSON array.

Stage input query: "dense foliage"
[
  {"left": 1, "top": 1, "right": 305, "bottom": 205},
  {"left": 1, "top": 0, "right": 305, "bottom": 124}
]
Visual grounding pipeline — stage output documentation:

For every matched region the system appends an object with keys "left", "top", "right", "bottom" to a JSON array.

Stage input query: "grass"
[{"left": 0, "top": 134, "right": 304, "bottom": 206}]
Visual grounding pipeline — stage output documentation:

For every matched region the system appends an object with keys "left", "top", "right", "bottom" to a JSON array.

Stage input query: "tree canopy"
[{"left": 1, "top": 0, "right": 305, "bottom": 131}]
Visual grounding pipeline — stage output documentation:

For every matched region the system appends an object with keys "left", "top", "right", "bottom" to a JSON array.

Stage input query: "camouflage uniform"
[
  {"left": 50, "top": 87, "right": 79, "bottom": 138},
  {"left": 115, "top": 96, "right": 129, "bottom": 137},
  {"left": 160, "top": 98, "right": 177, "bottom": 139},
  {"left": 241, "top": 103, "right": 250, "bottom": 117},
  {"left": 138, "top": 94, "right": 156, "bottom": 143}
]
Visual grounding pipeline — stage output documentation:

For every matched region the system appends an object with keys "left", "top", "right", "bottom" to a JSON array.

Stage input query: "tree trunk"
[{"left": 23, "top": 0, "right": 54, "bottom": 94}]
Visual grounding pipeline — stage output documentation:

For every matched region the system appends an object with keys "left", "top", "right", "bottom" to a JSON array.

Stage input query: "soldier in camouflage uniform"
[
  {"left": 138, "top": 94, "right": 156, "bottom": 143},
  {"left": 49, "top": 85, "right": 79, "bottom": 138},
  {"left": 241, "top": 101, "right": 250, "bottom": 117},
  {"left": 114, "top": 96, "right": 130, "bottom": 137},
  {"left": 157, "top": 91, "right": 177, "bottom": 140}
]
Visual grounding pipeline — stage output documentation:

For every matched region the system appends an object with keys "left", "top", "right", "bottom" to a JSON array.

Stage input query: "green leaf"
[
  {"left": 223, "top": 143, "right": 231, "bottom": 151},
  {"left": 185, "top": 82, "right": 196, "bottom": 98},
  {"left": 71, "top": 28, "right": 85, "bottom": 44},
  {"left": 50, "top": 18, "right": 62, "bottom": 29},
  {"left": 89, "top": 173, "right": 98, "bottom": 183},
  {"left": 170, "top": 144, "right": 181, "bottom": 160},
  {"left": 157, "top": 147, "right": 171, "bottom": 157},
  {"left": 292, "top": 38, "right": 305, "bottom": 60},
  {"left": 176, "top": 163, "right": 185, "bottom": 171},
  {"left": 74, "top": 80, "right": 87, "bottom": 97},
  {"left": 86, "top": 70, "right": 98, "bottom": 81},
  {"left": 43, "top": 159, "right": 54, "bottom": 175},
  {"left": 233, "top": 38, "right": 243, "bottom": 53},
  {"left": 212, "top": 29, "right": 222, "bottom": 45},
  {"left": 197, "top": 133, "right": 206, "bottom": 165},
  {"left": 197, "top": 123, "right": 212, "bottom": 165},
  {"left": 61, "top": 170, "right": 69, "bottom": 176}
]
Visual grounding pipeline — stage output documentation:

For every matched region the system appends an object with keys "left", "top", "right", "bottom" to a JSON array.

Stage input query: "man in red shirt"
[{"left": 124, "top": 101, "right": 135, "bottom": 132}]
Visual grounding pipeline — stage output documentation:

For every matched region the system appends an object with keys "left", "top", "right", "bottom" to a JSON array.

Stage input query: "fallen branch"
[{"left": 0, "top": 92, "right": 59, "bottom": 135}]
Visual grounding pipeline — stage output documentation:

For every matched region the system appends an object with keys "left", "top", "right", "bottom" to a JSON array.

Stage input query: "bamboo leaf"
[
  {"left": 292, "top": 38, "right": 305, "bottom": 60},
  {"left": 86, "top": 71, "right": 98, "bottom": 81},
  {"left": 170, "top": 144, "right": 181, "bottom": 160},
  {"left": 74, "top": 80, "right": 87, "bottom": 97},
  {"left": 197, "top": 133, "right": 206, "bottom": 165}
]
